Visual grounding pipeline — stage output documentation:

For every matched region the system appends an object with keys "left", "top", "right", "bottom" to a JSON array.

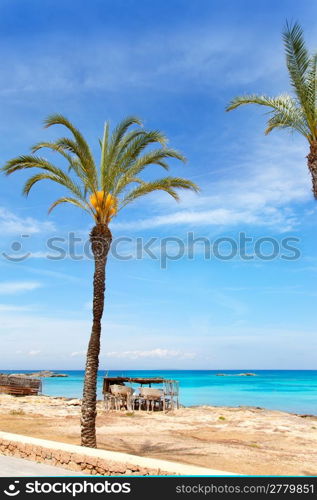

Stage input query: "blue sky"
[{"left": 1, "top": 0, "right": 317, "bottom": 370}]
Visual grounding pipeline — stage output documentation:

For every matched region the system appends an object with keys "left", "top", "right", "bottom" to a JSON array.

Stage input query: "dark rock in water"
[
  {"left": 216, "top": 372, "right": 257, "bottom": 377},
  {"left": 31, "top": 371, "right": 68, "bottom": 378},
  {"left": 10, "top": 371, "right": 68, "bottom": 378}
]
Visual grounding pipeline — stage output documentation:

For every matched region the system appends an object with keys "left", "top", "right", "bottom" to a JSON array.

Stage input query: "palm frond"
[
  {"left": 109, "top": 116, "right": 143, "bottom": 150},
  {"left": 31, "top": 141, "right": 89, "bottom": 184},
  {"left": 227, "top": 23, "right": 317, "bottom": 141},
  {"left": 117, "top": 129, "right": 159, "bottom": 157},
  {"left": 283, "top": 22, "right": 310, "bottom": 100},
  {"left": 48, "top": 197, "right": 92, "bottom": 215},
  {"left": 100, "top": 126, "right": 152, "bottom": 190},
  {"left": 120, "top": 177, "right": 199, "bottom": 209},
  {"left": 3, "top": 155, "right": 85, "bottom": 200},
  {"left": 226, "top": 94, "right": 294, "bottom": 112},
  {"left": 264, "top": 109, "right": 310, "bottom": 137},
  {"left": 3, "top": 114, "right": 198, "bottom": 222},
  {"left": 113, "top": 149, "right": 186, "bottom": 196},
  {"left": 22, "top": 171, "right": 84, "bottom": 201},
  {"left": 226, "top": 93, "right": 312, "bottom": 139},
  {"left": 103, "top": 118, "right": 145, "bottom": 191},
  {"left": 306, "top": 53, "right": 317, "bottom": 136},
  {"left": 104, "top": 130, "right": 168, "bottom": 192},
  {"left": 44, "top": 114, "right": 98, "bottom": 190},
  {"left": 100, "top": 121, "right": 110, "bottom": 186},
  {"left": 32, "top": 141, "right": 74, "bottom": 163},
  {"left": 54, "top": 137, "right": 95, "bottom": 191},
  {"left": 282, "top": 22, "right": 315, "bottom": 128},
  {"left": 106, "top": 116, "right": 142, "bottom": 172},
  {"left": 120, "top": 131, "right": 168, "bottom": 167}
]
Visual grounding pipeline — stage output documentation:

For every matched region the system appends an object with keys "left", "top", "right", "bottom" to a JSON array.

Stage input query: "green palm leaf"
[
  {"left": 120, "top": 177, "right": 199, "bottom": 209},
  {"left": 44, "top": 114, "right": 98, "bottom": 191},
  {"left": 227, "top": 23, "right": 317, "bottom": 142},
  {"left": 48, "top": 197, "right": 92, "bottom": 215},
  {"left": 2, "top": 114, "right": 198, "bottom": 221},
  {"left": 283, "top": 21, "right": 311, "bottom": 117},
  {"left": 227, "top": 21, "right": 317, "bottom": 197}
]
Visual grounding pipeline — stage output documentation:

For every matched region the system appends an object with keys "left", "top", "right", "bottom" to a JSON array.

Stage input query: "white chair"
[
  {"left": 110, "top": 384, "right": 134, "bottom": 411},
  {"left": 139, "top": 387, "right": 165, "bottom": 411}
]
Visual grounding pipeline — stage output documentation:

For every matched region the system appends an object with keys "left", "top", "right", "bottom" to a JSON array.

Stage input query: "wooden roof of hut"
[
  {"left": 103, "top": 376, "right": 178, "bottom": 394},
  {"left": 0, "top": 374, "right": 42, "bottom": 396}
]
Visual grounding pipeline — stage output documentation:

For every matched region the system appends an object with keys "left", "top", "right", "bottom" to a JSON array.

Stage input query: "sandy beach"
[{"left": 0, "top": 394, "right": 316, "bottom": 476}]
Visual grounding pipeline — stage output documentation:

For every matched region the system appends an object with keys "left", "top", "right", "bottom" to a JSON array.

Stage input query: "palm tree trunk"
[
  {"left": 81, "top": 224, "right": 112, "bottom": 448},
  {"left": 307, "top": 142, "right": 317, "bottom": 199}
]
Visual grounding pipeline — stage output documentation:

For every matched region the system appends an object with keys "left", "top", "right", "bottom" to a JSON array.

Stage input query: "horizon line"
[{"left": 1, "top": 368, "right": 317, "bottom": 372}]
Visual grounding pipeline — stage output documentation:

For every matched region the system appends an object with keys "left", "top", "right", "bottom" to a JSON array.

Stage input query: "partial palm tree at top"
[
  {"left": 2, "top": 114, "right": 199, "bottom": 448},
  {"left": 226, "top": 22, "right": 317, "bottom": 198}
]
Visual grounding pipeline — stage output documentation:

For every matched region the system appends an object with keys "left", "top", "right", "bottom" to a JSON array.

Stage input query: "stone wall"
[
  {"left": 0, "top": 431, "right": 231, "bottom": 476},
  {"left": 0, "top": 436, "right": 166, "bottom": 476}
]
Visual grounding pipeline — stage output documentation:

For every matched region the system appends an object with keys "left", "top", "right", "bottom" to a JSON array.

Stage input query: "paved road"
[{"left": 0, "top": 455, "right": 84, "bottom": 476}]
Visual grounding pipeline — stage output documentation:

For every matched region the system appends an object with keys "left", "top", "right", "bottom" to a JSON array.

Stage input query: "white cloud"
[
  {"left": 0, "top": 27, "right": 285, "bottom": 96},
  {"left": 28, "top": 350, "right": 40, "bottom": 356},
  {"left": 23, "top": 266, "right": 83, "bottom": 283},
  {"left": 106, "top": 348, "right": 196, "bottom": 360},
  {"left": 113, "top": 136, "right": 311, "bottom": 233},
  {"left": 115, "top": 208, "right": 265, "bottom": 230},
  {"left": 0, "top": 304, "right": 33, "bottom": 312},
  {"left": 0, "top": 207, "right": 55, "bottom": 235},
  {"left": 1, "top": 308, "right": 316, "bottom": 369},
  {"left": 0, "top": 281, "right": 41, "bottom": 294},
  {"left": 70, "top": 351, "right": 86, "bottom": 357}
]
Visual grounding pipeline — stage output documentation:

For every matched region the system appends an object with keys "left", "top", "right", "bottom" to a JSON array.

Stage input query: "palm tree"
[
  {"left": 226, "top": 22, "right": 317, "bottom": 198},
  {"left": 2, "top": 114, "right": 199, "bottom": 448}
]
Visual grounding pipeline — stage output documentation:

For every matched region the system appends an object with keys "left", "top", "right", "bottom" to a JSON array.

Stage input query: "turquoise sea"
[{"left": 2, "top": 370, "right": 317, "bottom": 415}]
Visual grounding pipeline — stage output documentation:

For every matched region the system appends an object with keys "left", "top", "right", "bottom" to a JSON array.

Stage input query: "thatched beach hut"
[{"left": 0, "top": 374, "right": 42, "bottom": 396}]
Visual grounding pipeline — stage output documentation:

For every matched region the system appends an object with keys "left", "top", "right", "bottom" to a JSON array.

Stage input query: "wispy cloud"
[
  {"left": 114, "top": 136, "right": 311, "bottom": 232},
  {"left": 14, "top": 349, "right": 41, "bottom": 356},
  {"left": 71, "top": 348, "right": 196, "bottom": 360},
  {"left": 28, "top": 350, "right": 41, "bottom": 356},
  {"left": 208, "top": 291, "right": 249, "bottom": 316},
  {"left": 106, "top": 348, "right": 196, "bottom": 360},
  {"left": 0, "top": 207, "right": 55, "bottom": 235},
  {"left": 23, "top": 266, "right": 83, "bottom": 283},
  {"left": 0, "top": 281, "right": 41, "bottom": 294},
  {"left": 70, "top": 351, "right": 86, "bottom": 357},
  {"left": 0, "top": 26, "right": 285, "bottom": 96},
  {"left": 0, "top": 304, "right": 34, "bottom": 312}
]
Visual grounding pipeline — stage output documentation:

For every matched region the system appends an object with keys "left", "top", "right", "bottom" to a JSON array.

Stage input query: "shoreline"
[
  {"left": 187, "top": 404, "right": 317, "bottom": 418},
  {"left": 0, "top": 394, "right": 316, "bottom": 475},
  {"left": 2, "top": 369, "right": 316, "bottom": 416}
]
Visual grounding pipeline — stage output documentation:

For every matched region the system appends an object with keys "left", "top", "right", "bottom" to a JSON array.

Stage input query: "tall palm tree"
[
  {"left": 226, "top": 22, "right": 317, "bottom": 198},
  {"left": 2, "top": 114, "right": 199, "bottom": 448}
]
